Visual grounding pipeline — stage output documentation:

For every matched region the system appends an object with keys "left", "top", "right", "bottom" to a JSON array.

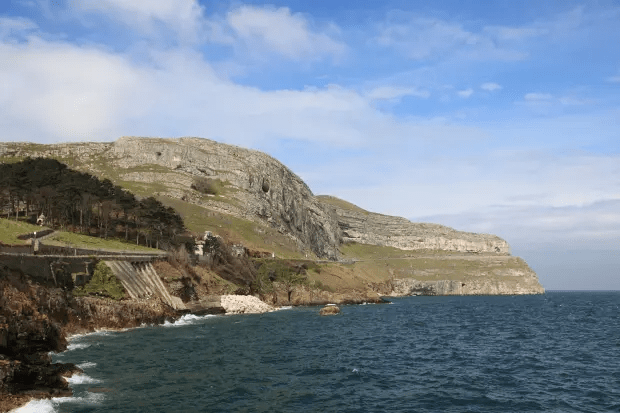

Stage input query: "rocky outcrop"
[
  {"left": 1, "top": 137, "right": 543, "bottom": 294},
  {"left": 0, "top": 138, "right": 342, "bottom": 259},
  {"left": 391, "top": 277, "right": 544, "bottom": 296},
  {"left": 321, "top": 198, "right": 509, "bottom": 254},
  {"left": 110, "top": 137, "right": 342, "bottom": 259},
  {"left": 0, "top": 266, "right": 78, "bottom": 404},
  {"left": 0, "top": 263, "right": 178, "bottom": 407},
  {"left": 319, "top": 305, "right": 340, "bottom": 316},
  {"left": 0, "top": 137, "right": 508, "bottom": 258}
]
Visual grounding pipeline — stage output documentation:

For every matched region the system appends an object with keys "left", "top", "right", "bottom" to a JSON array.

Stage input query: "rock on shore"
[{"left": 220, "top": 295, "right": 274, "bottom": 314}]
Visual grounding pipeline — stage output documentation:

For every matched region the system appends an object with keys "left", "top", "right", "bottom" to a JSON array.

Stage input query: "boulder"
[{"left": 319, "top": 304, "right": 340, "bottom": 316}]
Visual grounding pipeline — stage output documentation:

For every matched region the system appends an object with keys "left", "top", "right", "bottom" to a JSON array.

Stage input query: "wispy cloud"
[
  {"left": 457, "top": 88, "right": 474, "bottom": 98},
  {"left": 366, "top": 86, "right": 429, "bottom": 101},
  {"left": 480, "top": 82, "right": 502, "bottom": 91},
  {"left": 0, "top": 16, "right": 38, "bottom": 39},
  {"left": 524, "top": 92, "right": 553, "bottom": 101},
  {"left": 224, "top": 6, "right": 345, "bottom": 62},
  {"left": 374, "top": 13, "right": 528, "bottom": 62},
  {"left": 73, "top": 0, "right": 207, "bottom": 44}
]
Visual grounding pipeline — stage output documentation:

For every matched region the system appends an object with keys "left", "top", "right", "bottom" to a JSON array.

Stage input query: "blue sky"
[{"left": 1, "top": 0, "right": 619, "bottom": 289}]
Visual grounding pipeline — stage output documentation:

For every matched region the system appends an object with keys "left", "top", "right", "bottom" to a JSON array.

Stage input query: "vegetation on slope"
[
  {"left": 158, "top": 195, "right": 309, "bottom": 259},
  {"left": 44, "top": 231, "right": 161, "bottom": 253},
  {"left": 0, "top": 158, "right": 185, "bottom": 249},
  {"left": 73, "top": 261, "right": 126, "bottom": 300},
  {"left": 316, "top": 195, "right": 369, "bottom": 215},
  {"left": 0, "top": 218, "right": 50, "bottom": 245}
]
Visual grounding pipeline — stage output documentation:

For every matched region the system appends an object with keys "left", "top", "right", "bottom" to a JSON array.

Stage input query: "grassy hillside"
[
  {"left": 316, "top": 195, "right": 369, "bottom": 215},
  {"left": 157, "top": 196, "right": 310, "bottom": 259},
  {"left": 0, "top": 218, "right": 160, "bottom": 252},
  {"left": 44, "top": 231, "right": 161, "bottom": 253},
  {"left": 0, "top": 219, "right": 49, "bottom": 245}
]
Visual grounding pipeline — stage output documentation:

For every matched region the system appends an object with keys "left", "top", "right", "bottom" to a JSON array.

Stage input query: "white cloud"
[
  {"left": 0, "top": 33, "right": 401, "bottom": 146},
  {"left": 0, "top": 37, "right": 143, "bottom": 140},
  {"left": 559, "top": 96, "right": 593, "bottom": 105},
  {"left": 374, "top": 13, "right": 528, "bottom": 62},
  {"left": 524, "top": 92, "right": 553, "bottom": 101},
  {"left": 480, "top": 82, "right": 502, "bottom": 91},
  {"left": 0, "top": 16, "right": 38, "bottom": 38},
  {"left": 457, "top": 88, "right": 473, "bottom": 98},
  {"left": 225, "top": 6, "right": 345, "bottom": 61},
  {"left": 366, "top": 86, "right": 429, "bottom": 100},
  {"left": 73, "top": 0, "right": 206, "bottom": 43},
  {"left": 485, "top": 26, "right": 548, "bottom": 41}
]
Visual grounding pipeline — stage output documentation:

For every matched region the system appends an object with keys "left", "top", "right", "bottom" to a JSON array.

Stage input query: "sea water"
[{"left": 13, "top": 292, "right": 620, "bottom": 412}]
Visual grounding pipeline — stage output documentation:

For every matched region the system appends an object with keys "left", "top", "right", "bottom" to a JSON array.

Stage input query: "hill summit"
[{"left": 2, "top": 136, "right": 509, "bottom": 258}]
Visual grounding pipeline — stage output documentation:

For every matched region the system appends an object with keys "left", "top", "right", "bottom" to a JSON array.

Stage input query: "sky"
[{"left": 0, "top": 0, "right": 619, "bottom": 290}]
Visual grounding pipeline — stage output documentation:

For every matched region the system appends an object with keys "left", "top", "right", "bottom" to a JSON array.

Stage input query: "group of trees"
[{"left": 0, "top": 158, "right": 185, "bottom": 249}]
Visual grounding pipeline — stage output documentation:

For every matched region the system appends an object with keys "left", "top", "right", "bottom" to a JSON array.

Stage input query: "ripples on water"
[{"left": 15, "top": 292, "right": 620, "bottom": 412}]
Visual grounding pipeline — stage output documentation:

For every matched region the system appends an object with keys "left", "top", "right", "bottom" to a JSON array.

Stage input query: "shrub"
[
  {"left": 73, "top": 261, "right": 126, "bottom": 300},
  {"left": 191, "top": 177, "right": 222, "bottom": 195}
]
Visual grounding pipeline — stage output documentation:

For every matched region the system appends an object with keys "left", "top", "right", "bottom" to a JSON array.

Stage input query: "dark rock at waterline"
[{"left": 0, "top": 264, "right": 177, "bottom": 407}]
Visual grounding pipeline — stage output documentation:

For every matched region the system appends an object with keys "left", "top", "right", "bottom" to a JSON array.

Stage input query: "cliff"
[
  {"left": 0, "top": 261, "right": 179, "bottom": 410},
  {"left": 2, "top": 137, "right": 511, "bottom": 257},
  {"left": 318, "top": 195, "right": 509, "bottom": 254},
  {"left": 0, "top": 137, "right": 545, "bottom": 296}
]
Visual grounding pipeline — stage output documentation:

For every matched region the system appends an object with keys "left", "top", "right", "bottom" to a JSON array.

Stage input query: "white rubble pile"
[{"left": 220, "top": 295, "right": 274, "bottom": 314}]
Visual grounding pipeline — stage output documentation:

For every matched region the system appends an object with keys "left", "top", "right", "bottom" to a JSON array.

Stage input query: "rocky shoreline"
[
  {"left": 0, "top": 258, "right": 538, "bottom": 412},
  {"left": 0, "top": 263, "right": 180, "bottom": 412},
  {"left": 0, "top": 264, "right": 334, "bottom": 412}
]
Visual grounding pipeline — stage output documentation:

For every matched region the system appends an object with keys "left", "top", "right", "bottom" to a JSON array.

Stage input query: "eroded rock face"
[
  {"left": 111, "top": 137, "right": 342, "bottom": 259},
  {"left": 0, "top": 265, "right": 178, "bottom": 402},
  {"left": 330, "top": 206, "right": 510, "bottom": 254},
  {"left": 1, "top": 137, "right": 514, "bottom": 259},
  {"left": 390, "top": 271, "right": 545, "bottom": 296},
  {"left": 0, "top": 267, "right": 77, "bottom": 398}
]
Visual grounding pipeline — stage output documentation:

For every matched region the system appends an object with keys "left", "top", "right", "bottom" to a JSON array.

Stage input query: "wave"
[
  {"left": 163, "top": 313, "right": 216, "bottom": 327},
  {"left": 276, "top": 306, "right": 293, "bottom": 310},
  {"left": 9, "top": 392, "right": 105, "bottom": 413},
  {"left": 66, "top": 343, "right": 90, "bottom": 351},
  {"left": 66, "top": 330, "right": 112, "bottom": 341},
  {"left": 77, "top": 361, "right": 97, "bottom": 369},
  {"left": 65, "top": 373, "right": 102, "bottom": 384},
  {"left": 9, "top": 399, "right": 55, "bottom": 413}
]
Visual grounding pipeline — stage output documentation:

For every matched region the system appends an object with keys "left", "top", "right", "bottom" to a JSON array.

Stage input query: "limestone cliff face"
[
  {"left": 323, "top": 200, "right": 509, "bottom": 254},
  {"left": 111, "top": 137, "right": 342, "bottom": 259},
  {"left": 0, "top": 137, "right": 342, "bottom": 259},
  {"left": 0, "top": 137, "right": 520, "bottom": 263},
  {"left": 391, "top": 270, "right": 545, "bottom": 296}
]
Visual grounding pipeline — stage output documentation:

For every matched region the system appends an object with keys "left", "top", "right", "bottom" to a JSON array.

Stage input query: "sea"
[{"left": 13, "top": 292, "right": 620, "bottom": 412}]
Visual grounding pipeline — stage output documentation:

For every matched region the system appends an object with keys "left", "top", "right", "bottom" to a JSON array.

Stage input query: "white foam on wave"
[
  {"left": 67, "top": 330, "right": 111, "bottom": 342},
  {"left": 66, "top": 343, "right": 90, "bottom": 351},
  {"left": 276, "top": 306, "right": 293, "bottom": 311},
  {"left": 163, "top": 313, "right": 216, "bottom": 327},
  {"left": 65, "top": 373, "right": 102, "bottom": 385},
  {"left": 77, "top": 361, "right": 97, "bottom": 369},
  {"left": 9, "top": 391, "right": 105, "bottom": 413},
  {"left": 54, "top": 392, "right": 106, "bottom": 406},
  {"left": 9, "top": 399, "right": 55, "bottom": 413}
]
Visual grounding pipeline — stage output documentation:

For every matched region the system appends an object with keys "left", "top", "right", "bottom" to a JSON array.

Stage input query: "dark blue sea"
[{"left": 15, "top": 292, "right": 620, "bottom": 412}]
